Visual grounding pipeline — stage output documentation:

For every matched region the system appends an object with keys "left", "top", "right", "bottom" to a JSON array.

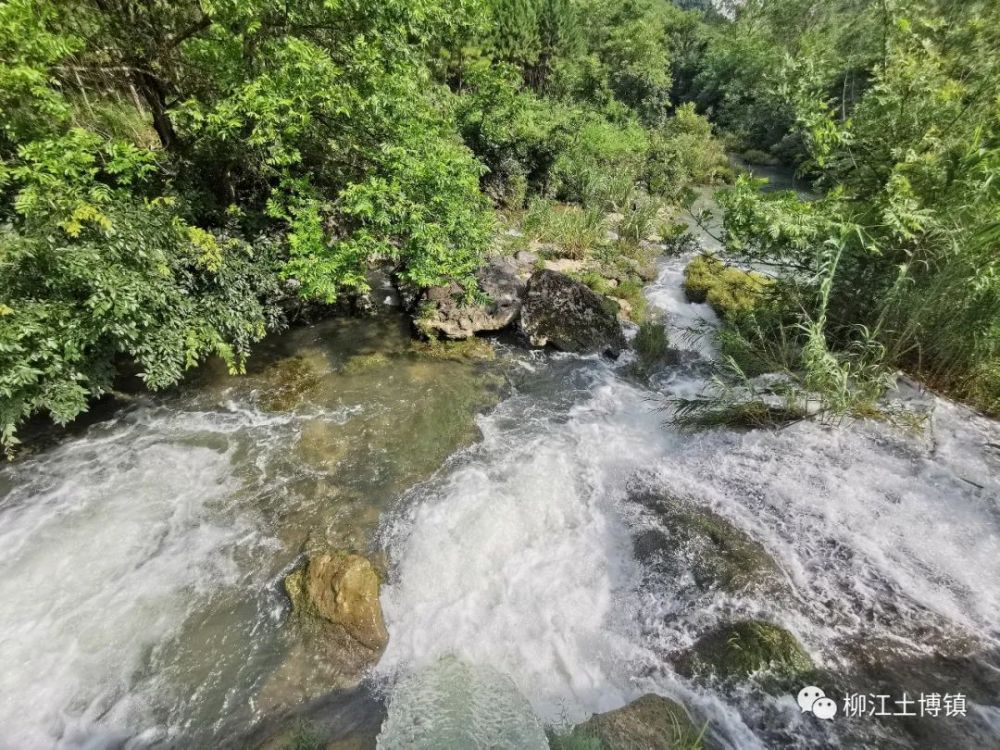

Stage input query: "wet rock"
[
  {"left": 675, "top": 620, "right": 813, "bottom": 681},
  {"left": 355, "top": 265, "right": 401, "bottom": 315},
  {"left": 248, "top": 686, "right": 385, "bottom": 750},
  {"left": 519, "top": 270, "right": 626, "bottom": 357},
  {"left": 553, "top": 694, "right": 703, "bottom": 750},
  {"left": 631, "top": 491, "right": 781, "bottom": 594},
  {"left": 610, "top": 296, "right": 633, "bottom": 322},
  {"left": 285, "top": 552, "right": 388, "bottom": 652},
  {"left": 417, "top": 257, "right": 525, "bottom": 339},
  {"left": 409, "top": 337, "right": 497, "bottom": 362},
  {"left": 255, "top": 635, "right": 383, "bottom": 716}
]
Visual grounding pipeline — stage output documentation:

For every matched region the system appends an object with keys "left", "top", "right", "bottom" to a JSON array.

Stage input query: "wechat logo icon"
[{"left": 798, "top": 686, "right": 837, "bottom": 720}]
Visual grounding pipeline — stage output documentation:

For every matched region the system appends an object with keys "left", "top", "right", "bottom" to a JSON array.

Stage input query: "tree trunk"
[{"left": 135, "top": 70, "right": 176, "bottom": 150}]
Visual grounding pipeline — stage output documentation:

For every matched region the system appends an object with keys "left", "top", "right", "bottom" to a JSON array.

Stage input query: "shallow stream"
[{"left": 2, "top": 210, "right": 999, "bottom": 749}]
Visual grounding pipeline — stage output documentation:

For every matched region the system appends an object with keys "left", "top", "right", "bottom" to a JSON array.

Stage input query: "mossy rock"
[
  {"left": 632, "top": 492, "right": 781, "bottom": 594},
  {"left": 675, "top": 399, "right": 808, "bottom": 430},
  {"left": 520, "top": 269, "right": 626, "bottom": 357},
  {"left": 682, "top": 255, "right": 772, "bottom": 317},
  {"left": 552, "top": 694, "right": 705, "bottom": 750},
  {"left": 675, "top": 620, "right": 813, "bottom": 681},
  {"left": 256, "top": 722, "right": 324, "bottom": 750}
]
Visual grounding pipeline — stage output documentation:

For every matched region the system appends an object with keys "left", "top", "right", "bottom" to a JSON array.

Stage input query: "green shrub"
[
  {"left": 573, "top": 270, "right": 614, "bottom": 295},
  {"left": 631, "top": 320, "right": 673, "bottom": 377},
  {"left": 456, "top": 64, "right": 576, "bottom": 204},
  {"left": 614, "top": 278, "right": 648, "bottom": 322},
  {"left": 552, "top": 114, "right": 649, "bottom": 206},
  {"left": 618, "top": 195, "right": 661, "bottom": 245},
  {"left": 645, "top": 103, "right": 730, "bottom": 196},
  {"left": 522, "top": 199, "right": 605, "bottom": 258}
]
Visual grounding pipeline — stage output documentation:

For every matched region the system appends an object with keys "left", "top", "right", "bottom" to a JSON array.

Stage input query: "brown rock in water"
[{"left": 285, "top": 552, "right": 388, "bottom": 652}]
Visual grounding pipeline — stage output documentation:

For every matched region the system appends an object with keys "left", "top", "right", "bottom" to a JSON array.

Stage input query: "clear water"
[{"left": 2, "top": 228, "right": 999, "bottom": 748}]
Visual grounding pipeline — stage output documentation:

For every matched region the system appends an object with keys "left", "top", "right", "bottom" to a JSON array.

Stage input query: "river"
[{"left": 1, "top": 209, "right": 999, "bottom": 748}]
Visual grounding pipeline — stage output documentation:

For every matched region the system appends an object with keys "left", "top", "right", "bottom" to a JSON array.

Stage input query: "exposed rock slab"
[{"left": 417, "top": 257, "right": 525, "bottom": 339}]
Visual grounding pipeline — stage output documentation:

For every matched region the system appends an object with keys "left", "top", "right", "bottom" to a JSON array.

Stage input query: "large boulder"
[
  {"left": 552, "top": 694, "right": 704, "bottom": 750},
  {"left": 520, "top": 269, "right": 626, "bottom": 357},
  {"left": 285, "top": 552, "right": 388, "bottom": 652},
  {"left": 675, "top": 620, "right": 813, "bottom": 681},
  {"left": 417, "top": 256, "right": 525, "bottom": 339}
]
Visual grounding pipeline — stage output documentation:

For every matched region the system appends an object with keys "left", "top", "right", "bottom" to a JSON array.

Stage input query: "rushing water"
[{"left": 2, "top": 220, "right": 1000, "bottom": 748}]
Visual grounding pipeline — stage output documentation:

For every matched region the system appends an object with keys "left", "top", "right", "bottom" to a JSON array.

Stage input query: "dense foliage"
[
  {"left": 701, "top": 0, "right": 999, "bottom": 415},
  {"left": 0, "top": 0, "right": 729, "bottom": 450},
  {"left": 4, "top": 0, "right": 994, "bottom": 447}
]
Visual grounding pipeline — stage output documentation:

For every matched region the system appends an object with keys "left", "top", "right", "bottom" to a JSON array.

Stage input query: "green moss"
[
  {"left": 256, "top": 720, "right": 324, "bottom": 750},
  {"left": 410, "top": 337, "right": 497, "bottom": 362},
  {"left": 283, "top": 568, "right": 308, "bottom": 614},
  {"left": 259, "top": 356, "right": 322, "bottom": 411},
  {"left": 676, "top": 620, "right": 814, "bottom": 681},
  {"left": 414, "top": 301, "right": 440, "bottom": 338},
  {"left": 683, "top": 254, "right": 773, "bottom": 317},
  {"left": 338, "top": 351, "right": 393, "bottom": 374}
]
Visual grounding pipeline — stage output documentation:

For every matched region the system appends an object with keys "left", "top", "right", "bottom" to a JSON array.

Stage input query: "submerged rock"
[
  {"left": 631, "top": 491, "right": 781, "bottom": 594},
  {"left": 520, "top": 269, "right": 626, "bottom": 357},
  {"left": 250, "top": 685, "right": 385, "bottom": 750},
  {"left": 258, "top": 355, "right": 323, "bottom": 412},
  {"left": 417, "top": 257, "right": 525, "bottom": 339},
  {"left": 377, "top": 658, "right": 548, "bottom": 749},
  {"left": 553, "top": 694, "right": 703, "bottom": 750},
  {"left": 285, "top": 552, "right": 388, "bottom": 652},
  {"left": 675, "top": 620, "right": 813, "bottom": 681}
]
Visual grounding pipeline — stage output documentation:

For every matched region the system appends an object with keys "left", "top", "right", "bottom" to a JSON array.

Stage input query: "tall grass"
[{"left": 522, "top": 199, "right": 605, "bottom": 259}]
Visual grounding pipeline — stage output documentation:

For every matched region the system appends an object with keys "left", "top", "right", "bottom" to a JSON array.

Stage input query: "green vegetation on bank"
[
  {"left": 0, "top": 0, "right": 728, "bottom": 451},
  {"left": 692, "top": 0, "right": 1000, "bottom": 417},
  {"left": 2, "top": 0, "right": 996, "bottom": 450}
]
